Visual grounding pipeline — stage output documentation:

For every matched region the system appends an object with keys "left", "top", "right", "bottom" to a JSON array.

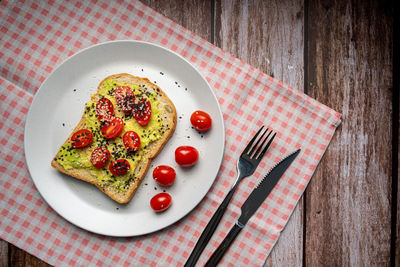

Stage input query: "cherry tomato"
[
  {"left": 96, "top": 97, "right": 114, "bottom": 122},
  {"left": 90, "top": 147, "right": 111, "bottom": 168},
  {"left": 175, "top": 146, "right": 199, "bottom": 167},
  {"left": 133, "top": 98, "right": 151, "bottom": 126},
  {"left": 150, "top": 192, "right": 172, "bottom": 212},
  {"left": 153, "top": 165, "right": 176, "bottom": 186},
  {"left": 115, "top": 86, "right": 135, "bottom": 113},
  {"left": 123, "top": 131, "right": 141, "bottom": 152},
  {"left": 190, "top": 110, "right": 212, "bottom": 131},
  {"left": 71, "top": 129, "right": 93, "bottom": 148},
  {"left": 109, "top": 159, "right": 130, "bottom": 175},
  {"left": 101, "top": 117, "right": 124, "bottom": 139}
]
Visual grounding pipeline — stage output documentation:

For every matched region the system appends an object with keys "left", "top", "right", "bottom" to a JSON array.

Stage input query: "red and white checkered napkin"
[{"left": 0, "top": 0, "right": 341, "bottom": 266}]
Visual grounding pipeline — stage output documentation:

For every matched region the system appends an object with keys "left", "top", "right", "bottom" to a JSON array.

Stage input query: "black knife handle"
[
  {"left": 204, "top": 223, "right": 243, "bottom": 267},
  {"left": 184, "top": 188, "right": 236, "bottom": 267}
]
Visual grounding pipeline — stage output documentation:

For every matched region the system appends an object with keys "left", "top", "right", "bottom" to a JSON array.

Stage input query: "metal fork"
[{"left": 184, "top": 126, "right": 276, "bottom": 267}]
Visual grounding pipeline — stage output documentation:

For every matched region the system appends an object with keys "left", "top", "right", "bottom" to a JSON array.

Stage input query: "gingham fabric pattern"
[{"left": 0, "top": 0, "right": 341, "bottom": 266}]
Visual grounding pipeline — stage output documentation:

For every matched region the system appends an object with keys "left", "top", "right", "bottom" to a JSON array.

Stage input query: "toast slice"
[{"left": 51, "top": 73, "right": 177, "bottom": 203}]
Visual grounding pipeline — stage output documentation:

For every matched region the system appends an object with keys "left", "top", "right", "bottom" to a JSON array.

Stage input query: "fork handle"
[
  {"left": 204, "top": 223, "right": 243, "bottom": 267},
  {"left": 184, "top": 188, "right": 236, "bottom": 267}
]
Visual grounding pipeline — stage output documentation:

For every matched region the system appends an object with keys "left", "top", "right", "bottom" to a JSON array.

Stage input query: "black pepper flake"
[
  {"left": 201, "top": 135, "right": 204, "bottom": 138},
  {"left": 179, "top": 116, "right": 182, "bottom": 119},
  {"left": 175, "top": 81, "right": 177, "bottom": 84},
  {"left": 191, "top": 126, "right": 194, "bottom": 129},
  {"left": 144, "top": 183, "right": 148, "bottom": 186},
  {"left": 154, "top": 187, "right": 157, "bottom": 190},
  {"left": 141, "top": 69, "right": 144, "bottom": 71},
  {"left": 73, "top": 89, "right": 77, "bottom": 92},
  {"left": 185, "top": 88, "right": 188, "bottom": 91},
  {"left": 62, "top": 123, "right": 65, "bottom": 127},
  {"left": 178, "top": 85, "right": 180, "bottom": 88},
  {"left": 163, "top": 190, "right": 166, "bottom": 192},
  {"left": 160, "top": 72, "right": 164, "bottom": 75},
  {"left": 187, "top": 136, "right": 190, "bottom": 139},
  {"left": 116, "top": 207, "right": 119, "bottom": 210}
]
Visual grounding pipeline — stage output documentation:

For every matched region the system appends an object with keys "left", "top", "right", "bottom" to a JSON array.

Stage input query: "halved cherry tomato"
[
  {"left": 96, "top": 97, "right": 114, "bottom": 122},
  {"left": 71, "top": 129, "right": 93, "bottom": 148},
  {"left": 133, "top": 98, "right": 151, "bottom": 126},
  {"left": 109, "top": 159, "right": 130, "bottom": 175},
  {"left": 150, "top": 192, "right": 172, "bottom": 212},
  {"left": 153, "top": 165, "right": 176, "bottom": 186},
  {"left": 190, "top": 110, "right": 212, "bottom": 131},
  {"left": 115, "top": 86, "right": 135, "bottom": 113},
  {"left": 123, "top": 131, "right": 141, "bottom": 152},
  {"left": 101, "top": 117, "right": 124, "bottom": 139},
  {"left": 90, "top": 147, "right": 111, "bottom": 168},
  {"left": 175, "top": 146, "right": 199, "bottom": 167}
]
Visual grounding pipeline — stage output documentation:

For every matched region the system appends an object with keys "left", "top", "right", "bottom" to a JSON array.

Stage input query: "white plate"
[{"left": 24, "top": 40, "right": 225, "bottom": 237}]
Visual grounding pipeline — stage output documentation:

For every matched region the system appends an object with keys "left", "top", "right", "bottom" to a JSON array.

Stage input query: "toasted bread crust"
[{"left": 51, "top": 73, "right": 177, "bottom": 203}]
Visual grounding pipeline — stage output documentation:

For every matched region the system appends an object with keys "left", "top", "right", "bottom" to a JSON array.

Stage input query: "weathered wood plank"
[
  {"left": 0, "top": 240, "right": 8, "bottom": 267},
  {"left": 215, "top": 0, "right": 304, "bottom": 266},
  {"left": 9, "top": 246, "right": 51, "bottom": 267},
  {"left": 396, "top": 81, "right": 399, "bottom": 265},
  {"left": 305, "top": 0, "right": 393, "bottom": 266},
  {"left": 141, "top": 0, "right": 212, "bottom": 42}
]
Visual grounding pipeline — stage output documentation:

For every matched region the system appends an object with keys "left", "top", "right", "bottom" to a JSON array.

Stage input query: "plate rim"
[{"left": 24, "top": 40, "right": 225, "bottom": 237}]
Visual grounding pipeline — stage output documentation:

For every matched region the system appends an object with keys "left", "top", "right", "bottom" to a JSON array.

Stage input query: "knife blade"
[{"left": 205, "top": 149, "right": 301, "bottom": 267}]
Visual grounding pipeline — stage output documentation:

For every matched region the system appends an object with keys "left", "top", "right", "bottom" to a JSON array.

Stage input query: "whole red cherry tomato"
[
  {"left": 109, "top": 159, "right": 130, "bottom": 175},
  {"left": 115, "top": 86, "right": 135, "bottom": 113},
  {"left": 153, "top": 165, "right": 176, "bottom": 186},
  {"left": 123, "top": 131, "right": 141, "bottom": 152},
  {"left": 175, "top": 146, "right": 199, "bottom": 167},
  {"left": 71, "top": 129, "right": 93, "bottom": 148},
  {"left": 150, "top": 192, "right": 172, "bottom": 212},
  {"left": 133, "top": 98, "right": 151, "bottom": 126},
  {"left": 101, "top": 117, "right": 124, "bottom": 139},
  {"left": 90, "top": 147, "right": 111, "bottom": 168},
  {"left": 96, "top": 97, "right": 114, "bottom": 122},
  {"left": 190, "top": 110, "right": 212, "bottom": 131}
]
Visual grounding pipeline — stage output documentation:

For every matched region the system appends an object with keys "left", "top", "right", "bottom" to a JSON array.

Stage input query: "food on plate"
[
  {"left": 71, "top": 129, "right": 93, "bottom": 148},
  {"left": 175, "top": 146, "right": 199, "bottom": 167},
  {"left": 190, "top": 110, "right": 212, "bottom": 131},
  {"left": 150, "top": 192, "right": 172, "bottom": 212},
  {"left": 51, "top": 73, "right": 177, "bottom": 204},
  {"left": 153, "top": 165, "right": 176, "bottom": 186}
]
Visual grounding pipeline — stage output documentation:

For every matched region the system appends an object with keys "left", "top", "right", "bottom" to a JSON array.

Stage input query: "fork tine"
[
  {"left": 242, "top": 126, "right": 264, "bottom": 155},
  {"left": 256, "top": 132, "right": 276, "bottom": 160},
  {"left": 248, "top": 127, "right": 270, "bottom": 157},
  {"left": 251, "top": 129, "right": 272, "bottom": 158}
]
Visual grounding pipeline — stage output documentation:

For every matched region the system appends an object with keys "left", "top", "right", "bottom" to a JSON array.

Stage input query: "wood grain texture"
[
  {"left": 0, "top": 240, "right": 7, "bottom": 267},
  {"left": 141, "top": 0, "right": 212, "bottom": 42},
  {"left": 305, "top": 0, "right": 393, "bottom": 266},
  {"left": 215, "top": 0, "right": 304, "bottom": 266},
  {"left": 9, "top": 246, "right": 51, "bottom": 267}
]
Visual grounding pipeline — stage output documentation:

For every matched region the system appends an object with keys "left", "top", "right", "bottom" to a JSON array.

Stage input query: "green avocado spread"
[{"left": 55, "top": 79, "right": 165, "bottom": 192}]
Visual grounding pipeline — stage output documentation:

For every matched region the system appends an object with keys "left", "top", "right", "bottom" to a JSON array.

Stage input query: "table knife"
[{"left": 204, "top": 149, "right": 301, "bottom": 267}]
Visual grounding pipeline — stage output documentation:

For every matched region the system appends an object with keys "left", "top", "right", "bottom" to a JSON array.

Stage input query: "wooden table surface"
[{"left": 1, "top": 0, "right": 396, "bottom": 266}]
